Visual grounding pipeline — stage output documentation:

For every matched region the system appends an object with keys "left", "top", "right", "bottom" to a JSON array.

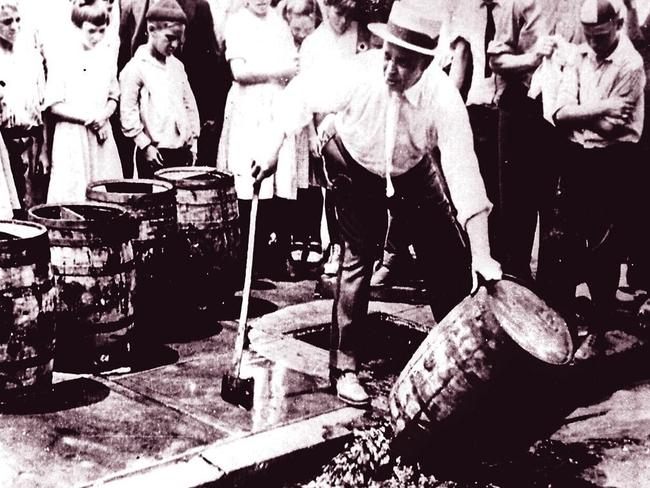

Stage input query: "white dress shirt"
[{"left": 279, "top": 50, "right": 492, "bottom": 228}]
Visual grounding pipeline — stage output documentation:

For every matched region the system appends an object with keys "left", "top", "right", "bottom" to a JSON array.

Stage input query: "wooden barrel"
[
  {"left": 155, "top": 167, "right": 241, "bottom": 309},
  {"left": 86, "top": 179, "right": 177, "bottom": 332},
  {"left": 28, "top": 203, "right": 136, "bottom": 372},
  {"left": 389, "top": 278, "right": 573, "bottom": 449},
  {"left": 0, "top": 221, "right": 56, "bottom": 396}
]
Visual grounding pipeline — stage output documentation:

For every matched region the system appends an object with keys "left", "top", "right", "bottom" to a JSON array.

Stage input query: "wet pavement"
[{"left": 0, "top": 275, "right": 649, "bottom": 488}]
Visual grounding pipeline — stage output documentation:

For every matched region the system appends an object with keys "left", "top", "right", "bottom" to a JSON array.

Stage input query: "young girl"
[
  {"left": 45, "top": 0, "right": 122, "bottom": 204},
  {"left": 217, "top": 0, "right": 299, "bottom": 278},
  {"left": 0, "top": 0, "right": 47, "bottom": 214},
  {"left": 0, "top": 133, "right": 19, "bottom": 219}
]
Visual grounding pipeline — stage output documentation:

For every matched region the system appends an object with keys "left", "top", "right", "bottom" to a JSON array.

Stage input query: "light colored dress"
[
  {"left": 45, "top": 40, "right": 123, "bottom": 204},
  {"left": 0, "top": 134, "right": 19, "bottom": 219},
  {"left": 217, "top": 7, "right": 298, "bottom": 200}
]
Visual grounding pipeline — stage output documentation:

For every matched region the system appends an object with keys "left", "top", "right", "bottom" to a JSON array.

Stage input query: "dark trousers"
[
  {"left": 111, "top": 109, "right": 134, "bottom": 179},
  {"left": 292, "top": 187, "right": 323, "bottom": 245},
  {"left": 135, "top": 146, "right": 193, "bottom": 179},
  {"left": 382, "top": 211, "right": 413, "bottom": 267},
  {"left": 323, "top": 136, "right": 471, "bottom": 371},
  {"left": 1, "top": 126, "right": 46, "bottom": 211},
  {"left": 497, "top": 85, "right": 559, "bottom": 281},
  {"left": 468, "top": 104, "right": 500, "bottom": 252},
  {"left": 536, "top": 141, "right": 636, "bottom": 327},
  {"left": 626, "top": 98, "right": 650, "bottom": 290},
  {"left": 238, "top": 197, "right": 292, "bottom": 277}
]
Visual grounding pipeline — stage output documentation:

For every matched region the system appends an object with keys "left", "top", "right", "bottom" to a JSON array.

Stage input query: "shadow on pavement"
[
  {"left": 215, "top": 296, "right": 279, "bottom": 321},
  {"left": 149, "top": 309, "right": 226, "bottom": 343},
  {"left": 129, "top": 343, "right": 180, "bottom": 372},
  {"left": 0, "top": 377, "right": 110, "bottom": 415}
]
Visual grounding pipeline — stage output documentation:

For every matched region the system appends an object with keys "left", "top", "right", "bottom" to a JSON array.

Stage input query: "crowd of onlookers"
[
  {"left": 0, "top": 0, "right": 383, "bottom": 279},
  {"left": 0, "top": 0, "right": 649, "bottom": 350}
]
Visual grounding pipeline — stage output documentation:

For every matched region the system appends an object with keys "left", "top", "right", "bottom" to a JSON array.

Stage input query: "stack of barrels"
[{"left": 0, "top": 167, "right": 240, "bottom": 395}]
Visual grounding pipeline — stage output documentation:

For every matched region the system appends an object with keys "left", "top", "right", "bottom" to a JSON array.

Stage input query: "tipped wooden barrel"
[
  {"left": 389, "top": 278, "right": 573, "bottom": 450},
  {"left": 0, "top": 220, "right": 56, "bottom": 396},
  {"left": 155, "top": 167, "right": 241, "bottom": 310},
  {"left": 28, "top": 203, "right": 136, "bottom": 372},
  {"left": 86, "top": 179, "right": 177, "bottom": 333}
]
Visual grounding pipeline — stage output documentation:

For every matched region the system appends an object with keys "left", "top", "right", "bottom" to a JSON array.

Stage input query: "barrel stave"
[
  {"left": 29, "top": 204, "right": 135, "bottom": 372},
  {"left": 0, "top": 221, "right": 56, "bottom": 394},
  {"left": 155, "top": 167, "right": 241, "bottom": 310}
]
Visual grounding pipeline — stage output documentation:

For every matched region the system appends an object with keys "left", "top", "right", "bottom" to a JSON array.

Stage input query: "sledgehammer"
[{"left": 221, "top": 183, "right": 259, "bottom": 410}]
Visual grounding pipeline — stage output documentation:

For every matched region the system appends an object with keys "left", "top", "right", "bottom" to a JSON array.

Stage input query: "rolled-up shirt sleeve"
[
  {"left": 433, "top": 74, "right": 492, "bottom": 229},
  {"left": 487, "top": 0, "right": 541, "bottom": 57}
]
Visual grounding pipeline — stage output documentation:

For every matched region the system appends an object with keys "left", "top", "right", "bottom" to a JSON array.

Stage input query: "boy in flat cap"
[
  {"left": 119, "top": 0, "right": 225, "bottom": 168},
  {"left": 550, "top": 0, "right": 645, "bottom": 355},
  {"left": 119, "top": 0, "right": 200, "bottom": 177}
]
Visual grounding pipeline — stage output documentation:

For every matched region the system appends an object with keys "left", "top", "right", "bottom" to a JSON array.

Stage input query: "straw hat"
[{"left": 367, "top": 0, "right": 441, "bottom": 56}]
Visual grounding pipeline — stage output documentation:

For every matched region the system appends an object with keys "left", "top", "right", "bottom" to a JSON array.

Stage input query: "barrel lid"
[
  {"left": 28, "top": 202, "right": 130, "bottom": 231},
  {"left": 484, "top": 278, "right": 573, "bottom": 365},
  {"left": 154, "top": 166, "right": 234, "bottom": 189},
  {"left": 86, "top": 179, "right": 175, "bottom": 206},
  {"left": 0, "top": 220, "right": 49, "bottom": 253}
]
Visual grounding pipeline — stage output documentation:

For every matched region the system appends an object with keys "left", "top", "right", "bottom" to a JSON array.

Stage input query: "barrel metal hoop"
[
  {"left": 0, "top": 346, "right": 55, "bottom": 371},
  {"left": 51, "top": 260, "right": 135, "bottom": 277},
  {"left": 81, "top": 315, "right": 135, "bottom": 335},
  {"left": 0, "top": 279, "right": 55, "bottom": 299}
]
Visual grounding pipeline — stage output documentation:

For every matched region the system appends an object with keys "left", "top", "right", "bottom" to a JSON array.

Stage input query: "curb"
[{"left": 86, "top": 407, "right": 364, "bottom": 488}]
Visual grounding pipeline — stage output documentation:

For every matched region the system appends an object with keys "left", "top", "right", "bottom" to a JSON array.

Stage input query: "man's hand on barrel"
[
  {"left": 465, "top": 210, "right": 502, "bottom": 293},
  {"left": 471, "top": 255, "right": 503, "bottom": 293}
]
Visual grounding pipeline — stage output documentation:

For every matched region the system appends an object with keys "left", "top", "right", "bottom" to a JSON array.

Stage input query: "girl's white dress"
[
  {"left": 0, "top": 134, "right": 19, "bottom": 219},
  {"left": 45, "top": 41, "right": 122, "bottom": 204},
  {"left": 217, "top": 7, "right": 298, "bottom": 200}
]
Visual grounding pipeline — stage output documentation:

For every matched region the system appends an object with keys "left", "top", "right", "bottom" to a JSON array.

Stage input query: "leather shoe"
[
  {"left": 334, "top": 371, "right": 370, "bottom": 407},
  {"left": 573, "top": 333, "right": 606, "bottom": 361}
]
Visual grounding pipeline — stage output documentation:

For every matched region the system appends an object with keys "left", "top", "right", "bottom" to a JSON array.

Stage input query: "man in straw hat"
[
  {"left": 254, "top": 0, "right": 502, "bottom": 407},
  {"left": 549, "top": 0, "right": 644, "bottom": 357}
]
